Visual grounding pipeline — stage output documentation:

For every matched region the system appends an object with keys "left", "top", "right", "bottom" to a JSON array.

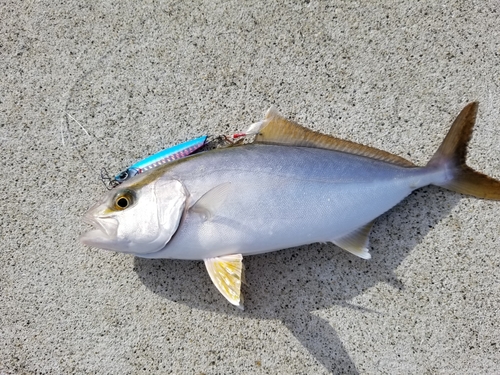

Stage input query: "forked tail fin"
[{"left": 427, "top": 102, "right": 500, "bottom": 199}]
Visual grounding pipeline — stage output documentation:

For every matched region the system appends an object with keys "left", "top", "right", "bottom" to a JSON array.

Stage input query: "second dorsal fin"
[{"left": 254, "top": 107, "right": 415, "bottom": 168}]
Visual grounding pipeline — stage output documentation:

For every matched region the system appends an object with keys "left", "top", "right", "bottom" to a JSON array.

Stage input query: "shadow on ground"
[{"left": 134, "top": 186, "right": 460, "bottom": 374}]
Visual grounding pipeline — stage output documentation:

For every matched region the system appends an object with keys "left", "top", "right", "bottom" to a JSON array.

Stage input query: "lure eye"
[
  {"left": 113, "top": 191, "right": 134, "bottom": 211},
  {"left": 116, "top": 170, "right": 129, "bottom": 182}
]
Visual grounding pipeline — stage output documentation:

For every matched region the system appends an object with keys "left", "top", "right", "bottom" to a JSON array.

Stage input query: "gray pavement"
[{"left": 2, "top": 1, "right": 500, "bottom": 374}]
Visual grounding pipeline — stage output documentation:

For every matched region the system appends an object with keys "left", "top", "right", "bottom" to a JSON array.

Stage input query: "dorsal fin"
[{"left": 254, "top": 107, "right": 415, "bottom": 168}]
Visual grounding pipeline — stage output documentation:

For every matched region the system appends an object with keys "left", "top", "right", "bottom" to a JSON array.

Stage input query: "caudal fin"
[{"left": 427, "top": 102, "right": 500, "bottom": 200}]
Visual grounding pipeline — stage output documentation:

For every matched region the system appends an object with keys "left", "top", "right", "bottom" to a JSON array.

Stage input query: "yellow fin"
[
  {"left": 255, "top": 107, "right": 415, "bottom": 168},
  {"left": 204, "top": 254, "right": 245, "bottom": 309},
  {"left": 332, "top": 221, "right": 374, "bottom": 260}
]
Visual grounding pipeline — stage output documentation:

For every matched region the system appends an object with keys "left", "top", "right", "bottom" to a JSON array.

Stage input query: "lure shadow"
[{"left": 134, "top": 186, "right": 461, "bottom": 373}]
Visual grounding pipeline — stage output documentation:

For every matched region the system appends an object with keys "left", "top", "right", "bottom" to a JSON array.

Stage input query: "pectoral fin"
[
  {"left": 204, "top": 254, "right": 245, "bottom": 309},
  {"left": 190, "top": 182, "right": 232, "bottom": 220},
  {"left": 332, "top": 221, "right": 374, "bottom": 260}
]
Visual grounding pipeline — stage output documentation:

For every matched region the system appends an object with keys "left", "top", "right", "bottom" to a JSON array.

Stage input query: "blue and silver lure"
[
  {"left": 114, "top": 135, "right": 208, "bottom": 182},
  {"left": 100, "top": 121, "right": 262, "bottom": 189},
  {"left": 64, "top": 111, "right": 252, "bottom": 189},
  {"left": 103, "top": 135, "right": 208, "bottom": 189}
]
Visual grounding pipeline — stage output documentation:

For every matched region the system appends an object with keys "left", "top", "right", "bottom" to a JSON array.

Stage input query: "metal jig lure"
[
  {"left": 100, "top": 135, "right": 208, "bottom": 189},
  {"left": 101, "top": 132, "right": 254, "bottom": 189},
  {"left": 99, "top": 120, "right": 265, "bottom": 189}
]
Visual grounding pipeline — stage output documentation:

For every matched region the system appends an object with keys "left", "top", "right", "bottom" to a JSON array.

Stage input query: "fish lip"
[
  {"left": 82, "top": 215, "right": 102, "bottom": 235},
  {"left": 79, "top": 229, "right": 105, "bottom": 247},
  {"left": 83, "top": 213, "right": 97, "bottom": 228},
  {"left": 81, "top": 211, "right": 118, "bottom": 246}
]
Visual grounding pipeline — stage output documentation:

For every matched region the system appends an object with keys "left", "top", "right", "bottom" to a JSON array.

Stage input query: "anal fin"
[
  {"left": 332, "top": 221, "right": 374, "bottom": 260},
  {"left": 204, "top": 254, "right": 245, "bottom": 309}
]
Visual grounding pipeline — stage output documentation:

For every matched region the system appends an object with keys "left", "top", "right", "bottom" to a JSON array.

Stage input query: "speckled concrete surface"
[{"left": 1, "top": 1, "right": 500, "bottom": 374}]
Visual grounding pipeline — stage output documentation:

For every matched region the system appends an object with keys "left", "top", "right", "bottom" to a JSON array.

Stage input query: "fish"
[{"left": 80, "top": 102, "right": 500, "bottom": 308}]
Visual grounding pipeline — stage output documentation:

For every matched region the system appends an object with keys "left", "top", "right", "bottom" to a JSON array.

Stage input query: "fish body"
[
  {"left": 139, "top": 144, "right": 441, "bottom": 261},
  {"left": 81, "top": 103, "right": 500, "bottom": 308}
]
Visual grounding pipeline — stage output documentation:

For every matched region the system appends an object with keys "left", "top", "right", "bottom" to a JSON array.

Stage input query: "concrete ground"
[{"left": 2, "top": 1, "right": 499, "bottom": 374}]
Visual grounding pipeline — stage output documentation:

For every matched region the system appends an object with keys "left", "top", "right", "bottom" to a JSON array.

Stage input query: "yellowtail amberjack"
[{"left": 81, "top": 102, "right": 500, "bottom": 308}]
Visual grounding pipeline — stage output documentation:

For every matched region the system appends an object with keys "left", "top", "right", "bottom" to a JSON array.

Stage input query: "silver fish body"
[
  {"left": 142, "top": 144, "right": 443, "bottom": 260},
  {"left": 81, "top": 103, "right": 500, "bottom": 307}
]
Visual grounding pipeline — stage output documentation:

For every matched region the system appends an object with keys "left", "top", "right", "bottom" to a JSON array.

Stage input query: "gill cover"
[{"left": 121, "top": 177, "right": 187, "bottom": 254}]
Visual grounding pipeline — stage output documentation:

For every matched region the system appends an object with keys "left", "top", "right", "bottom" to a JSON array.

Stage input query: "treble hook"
[{"left": 100, "top": 167, "right": 119, "bottom": 190}]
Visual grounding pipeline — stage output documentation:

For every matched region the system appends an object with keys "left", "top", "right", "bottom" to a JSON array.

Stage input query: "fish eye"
[
  {"left": 113, "top": 191, "right": 134, "bottom": 211},
  {"left": 117, "top": 197, "right": 129, "bottom": 208}
]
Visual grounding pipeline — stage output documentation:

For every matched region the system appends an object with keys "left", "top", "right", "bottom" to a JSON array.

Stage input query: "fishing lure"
[
  {"left": 104, "top": 135, "right": 209, "bottom": 189},
  {"left": 64, "top": 111, "right": 259, "bottom": 190},
  {"left": 102, "top": 126, "right": 263, "bottom": 189}
]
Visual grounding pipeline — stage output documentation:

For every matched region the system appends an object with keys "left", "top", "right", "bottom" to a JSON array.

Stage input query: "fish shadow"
[{"left": 134, "top": 186, "right": 461, "bottom": 373}]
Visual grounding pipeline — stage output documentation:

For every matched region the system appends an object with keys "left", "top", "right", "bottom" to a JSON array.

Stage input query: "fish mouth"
[{"left": 80, "top": 213, "right": 119, "bottom": 249}]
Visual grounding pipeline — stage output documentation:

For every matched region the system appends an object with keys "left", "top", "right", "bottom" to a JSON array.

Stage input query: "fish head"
[{"left": 80, "top": 176, "right": 187, "bottom": 254}]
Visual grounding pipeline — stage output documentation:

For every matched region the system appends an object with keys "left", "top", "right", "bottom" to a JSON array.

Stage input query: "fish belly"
[{"left": 140, "top": 145, "right": 444, "bottom": 260}]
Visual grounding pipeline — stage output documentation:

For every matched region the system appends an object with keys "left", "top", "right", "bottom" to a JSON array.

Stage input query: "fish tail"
[{"left": 427, "top": 102, "right": 500, "bottom": 200}]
